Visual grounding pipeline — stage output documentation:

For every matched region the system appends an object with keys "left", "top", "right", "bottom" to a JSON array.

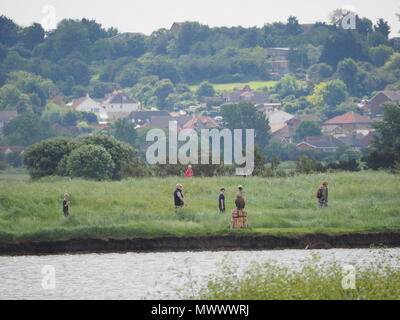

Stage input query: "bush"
[
  {"left": 295, "top": 156, "right": 324, "bottom": 174},
  {"left": 76, "top": 135, "right": 135, "bottom": 179},
  {"left": 121, "top": 158, "right": 153, "bottom": 178},
  {"left": 23, "top": 137, "right": 75, "bottom": 179},
  {"left": 66, "top": 144, "right": 115, "bottom": 180}
]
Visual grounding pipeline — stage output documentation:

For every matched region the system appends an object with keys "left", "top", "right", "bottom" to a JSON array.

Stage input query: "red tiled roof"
[{"left": 324, "top": 111, "right": 373, "bottom": 125}]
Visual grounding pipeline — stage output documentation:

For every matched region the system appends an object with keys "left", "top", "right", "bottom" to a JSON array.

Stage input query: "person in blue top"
[{"left": 218, "top": 188, "right": 226, "bottom": 213}]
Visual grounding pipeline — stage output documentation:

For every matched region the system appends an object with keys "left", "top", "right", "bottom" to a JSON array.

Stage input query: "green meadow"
[
  {"left": 189, "top": 80, "right": 277, "bottom": 92},
  {"left": 0, "top": 170, "right": 399, "bottom": 241}
]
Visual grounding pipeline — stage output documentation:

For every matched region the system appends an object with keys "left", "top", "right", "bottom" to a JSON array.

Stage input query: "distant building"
[
  {"left": 103, "top": 90, "right": 141, "bottom": 120},
  {"left": 367, "top": 91, "right": 400, "bottom": 119},
  {"left": 129, "top": 110, "right": 169, "bottom": 127},
  {"left": 337, "top": 132, "right": 371, "bottom": 150},
  {"left": 70, "top": 93, "right": 108, "bottom": 122},
  {"left": 297, "top": 136, "right": 346, "bottom": 152},
  {"left": 286, "top": 115, "right": 322, "bottom": 132},
  {"left": 0, "top": 110, "right": 18, "bottom": 135},
  {"left": 270, "top": 60, "right": 290, "bottom": 75},
  {"left": 323, "top": 111, "right": 374, "bottom": 132},
  {"left": 182, "top": 114, "right": 219, "bottom": 131},
  {"left": 266, "top": 110, "right": 294, "bottom": 124},
  {"left": 265, "top": 48, "right": 290, "bottom": 59}
]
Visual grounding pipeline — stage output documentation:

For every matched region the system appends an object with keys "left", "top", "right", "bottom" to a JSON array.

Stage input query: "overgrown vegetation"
[
  {"left": 0, "top": 171, "right": 399, "bottom": 241},
  {"left": 192, "top": 251, "right": 400, "bottom": 299}
]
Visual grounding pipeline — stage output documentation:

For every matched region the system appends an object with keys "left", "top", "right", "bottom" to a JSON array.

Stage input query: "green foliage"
[
  {"left": 23, "top": 137, "right": 75, "bottom": 179},
  {"left": 3, "top": 112, "right": 57, "bottom": 146},
  {"left": 196, "top": 252, "right": 400, "bottom": 299},
  {"left": 196, "top": 81, "right": 215, "bottom": 98},
  {"left": 75, "top": 134, "right": 135, "bottom": 179},
  {"left": 294, "top": 120, "right": 322, "bottom": 142},
  {"left": 66, "top": 144, "right": 115, "bottom": 180},
  {"left": 220, "top": 102, "right": 270, "bottom": 149},
  {"left": 0, "top": 171, "right": 400, "bottom": 241}
]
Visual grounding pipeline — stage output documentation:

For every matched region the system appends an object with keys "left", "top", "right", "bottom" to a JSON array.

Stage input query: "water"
[{"left": 1, "top": 248, "right": 399, "bottom": 300}]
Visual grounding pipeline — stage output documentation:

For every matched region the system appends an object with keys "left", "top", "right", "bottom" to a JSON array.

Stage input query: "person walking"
[
  {"left": 174, "top": 184, "right": 185, "bottom": 209},
  {"left": 184, "top": 165, "right": 194, "bottom": 177},
  {"left": 317, "top": 181, "right": 329, "bottom": 207},
  {"left": 218, "top": 188, "right": 226, "bottom": 213},
  {"left": 63, "top": 193, "right": 70, "bottom": 217}
]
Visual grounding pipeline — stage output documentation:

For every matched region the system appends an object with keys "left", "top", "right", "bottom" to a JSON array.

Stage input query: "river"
[{"left": 1, "top": 248, "right": 399, "bottom": 299}]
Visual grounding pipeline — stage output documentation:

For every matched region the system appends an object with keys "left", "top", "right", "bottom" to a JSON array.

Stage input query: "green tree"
[
  {"left": 322, "top": 79, "right": 348, "bottom": 108},
  {"left": 21, "top": 23, "right": 44, "bottom": 50},
  {"left": 221, "top": 102, "right": 270, "bottom": 149},
  {"left": 112, "top": 119, "right": 137, "bottom": 146},
  {"left": 0, "top": 15, "right": 19, "bottom": 46},
  {"left": 3, "top": 112, "right": 56, "bottom": 146},
  {"left": 154, "top": 78, "right": 175, "bottom": 109},
  {"left": 374, "top": 19, "right": 390, "bottom": 39},
  {"left": 294, "top": 120, "right": 322, "bottom": 142},
  {"left": 76, "top": 135, "right": 135, "bottom": 179},
  {"left": 286, "top": 16, "right": 302, "bottom": 36},
  {"left": 336, "top": 58, "right": 360, "bottom": 96},
  {"left": 196, "top": 81, "right": 215, "bottom": 99},
  {"left": 23, "top": 137, "right": 75, "bottom": 178},
  {"left": 369, "top": 45, "right": 394, "bottom": 67},
  {"left": 66, "top": 144, "right": 115, "bottom": 180}
]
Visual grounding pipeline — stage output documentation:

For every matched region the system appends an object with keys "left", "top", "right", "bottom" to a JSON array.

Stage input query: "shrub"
[
  {"left": 66, "top": 144, "right": 115, "bottom": 180},
  {"left": 22, "top": 137, "right": 75, "bottom": 179},
  {"left": 76, "top": 135, "right": 135, "bottom": 179}
]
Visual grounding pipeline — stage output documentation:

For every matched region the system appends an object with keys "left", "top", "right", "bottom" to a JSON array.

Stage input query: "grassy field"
[
  {"left": 0, "top": 170, "right": 399, "bottom": 241},
  {"left": 193, "top": 250, "right": 400, "bottom": 299},
  {"left": 189, "top": 80, "right": 277, "bottom": 92}
]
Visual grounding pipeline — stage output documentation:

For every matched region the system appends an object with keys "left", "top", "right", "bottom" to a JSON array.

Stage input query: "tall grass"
[
  {"left": 190, "top": 250, "right": 400, "bottom": 300},
  {"left": 0, "top": 171, "right": 399, "bottom": 241}
]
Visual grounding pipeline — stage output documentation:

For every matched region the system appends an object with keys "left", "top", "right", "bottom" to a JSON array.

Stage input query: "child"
[
  {"left": 63, "top": 193, "right": 70, "bottom": 217},
  {"left": 218, "top": 188, "right": 226, "bottom": 213}
]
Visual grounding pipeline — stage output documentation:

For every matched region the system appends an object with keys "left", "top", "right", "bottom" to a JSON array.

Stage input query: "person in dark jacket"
[
  {"left": 174, "top": 184, "right": 185, "bottom": 208},
  {"left": 63, "top": 193, "right": 70, "bottom": 217}
]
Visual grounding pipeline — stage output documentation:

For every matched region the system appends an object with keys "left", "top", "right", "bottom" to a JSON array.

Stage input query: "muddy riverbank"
[{"left": 1, "top": 231, "right": 400, "bottom": 256}]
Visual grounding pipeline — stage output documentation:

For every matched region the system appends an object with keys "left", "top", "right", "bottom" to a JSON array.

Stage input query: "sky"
[{"left": 0, "top": 0, "right": 399, "bottom": 37}]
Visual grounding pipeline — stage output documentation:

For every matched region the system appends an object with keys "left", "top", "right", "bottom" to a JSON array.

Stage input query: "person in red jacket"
[{"left": 184, "top": 165, "right": 194, "bottom": 177}]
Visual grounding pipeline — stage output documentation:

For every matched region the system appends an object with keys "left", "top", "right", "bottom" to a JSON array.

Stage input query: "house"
[
  {"left": 182, "top": 114, "right": 218, "bottom": 131},
  {"left": 102, "top": 90, "right": 141, "bottom": 120},
  {"left": 0, "top": 146, "right": 24, "bottom": 155},
  {"left": 286, "top": 115, "right": 322, "bottom": 132},
  {"left": 0, "top": 110, "right": 18, "bottom": 135},
  {"left": 70, "top": 93, "right": 108, "bottom": 122},
  {"left": 297, "top": 136, "right": 346, "bottom": 152},
  {"left": 270, "top": 124, "right": 292, "bottom": 144},
  {"left": 128, "top": 110, "right": 169, "bottom": 127},
  {"left": 144, "top": 115, "right": 192, "bottom": 130},
  {"left": 170, "top": 22, "right": 184, "bottom": 34},
  {"left": 337, "top": 132, "right": 370, "bottom": 150},
  {"left": 367, "top": 91, "right": 400, "bottom": 119},
  {"left": 266, "top": 110, "right": 294, "bottom": 124},
  {"left": 265, "top": 48, "right": 290, "bottom": 59},
  {"left": 255, "top": 103, "right": 282, "bottom": 114},
  {"left": 323, "top": 111, "right": 374, "bottom": 133},
  {"left": 267, "top": 60, "right": 290, "bottom": 78}
]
